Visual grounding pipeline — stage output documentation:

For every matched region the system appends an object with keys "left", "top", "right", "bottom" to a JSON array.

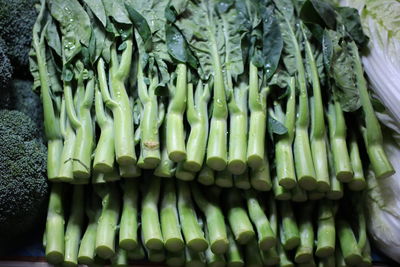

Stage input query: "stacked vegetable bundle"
[
  {"left": 30, "top": 0, "right": 395, "bottom": 266},
  {"left": 46, "top": 180, "right": 371, "bottom": 267}
]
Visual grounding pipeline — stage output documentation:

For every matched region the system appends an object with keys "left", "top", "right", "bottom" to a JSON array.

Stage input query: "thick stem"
[
  {"left": 185, "top": 82, "right": 210, "bottom": 172},
  {"left": 348, "top": 134, "right": 366, "bottom": 191},
  {"left": 225, "top": 189, "right": 255, "bottom": 244},
  {"left": 337, "top": 219, "right": 362, "bottom": 266},
  {"left": 215, "top": 169, "right": 234, "bottom": 188},
  {"left": 228, "top": 83, "right": 248, "bottom": 175},
  {"left": 245, "top": 191, "right": 276, "bottom": 251},
  {"left": 47, "top": 139, "right": 63, "bottom": 181},
  {"left": 261, "top": 246, "right": 280, "bottom": 266},
  {"left": 95, "top": 183, "right": 121, "bottom": 259},
  {"left": 198, "top": 165, "right": 215, "bottom": 186},
  {"left": 316, "top": 201, "right": 335, "bottom": 258},
  {"left": 245, "top": 238, "right": 263, "bottom": 267},
  {"left": 141, "top": 177, "right": 164, "bottom": 250},
  {"left": 177, "top": 181, "right": 208, "bottom": 252},
  {"left": 277, "top": 240, "right": 294, "bottom": 267},
  {"left": 279, "top": 201, "right": 300, "bottom": 250},
  {"left": 234, "top": 169, "right": 251, "bottom": 190},
  {"left": 166, "top": 250, "right": 186, "bottom": 267},
  {"left": 64, "top": 185, "right": 85, "bottom": 267},
  {"left": 294, "top": 127, "right": 317, "bottom": 190},
  {"left": 327, "top": 100, "right": 353, "bottom": 182},
  {"left": 326, "top": 139, "right": 344, "bottom": 200},
  {"left": 291, "top": 184, "right": 308, "bottom": 202},
  {"left": 295, "top": 202, "right": 314, "bottom": 264},
  {"left": 250, "top": 153, "right": 272, "bottom": 191},
  {"left": 191, "top": 185, "right": 228, "bottom": 254},
  {"left": 119, "top": 164, "right": 141, "bottom": 178},
  {"left": 273, "top": 175, "right": 292, "bottom": 200},
  {"left": 111, "top": 247, "right": 128, "bottom": 267},
  {"left": 154, "top": 121, "right": 175, "bottom": 178},
  {"left": 145, "top": 247, "right": 166, "bottom": 263},
  {"left": 78, "top": 223, "right": 97, "bottom": 265},
  {"left": 176, "top": 162, "right": 196, "bottom": 181},
  {"left": 94, "top": 86, "right": 115, "bottom": 173},
  {"left": 167, "top": 63, "right": 187, "bottom": 162},
  {"left": 204, "top": 224, "right": 226, "bottom": 267},
  {"left": 226, "top": 227, "right": 244, "bottom": 267},
  {"left": 185, "top": 247, "right": 206, "bottom": 267},
  {"left": 161, "top": 180, "right": 185, "bottom": 252},
  {"left": 119, "top": 180, "right": 139, "bottom": 251},
  {"left": 45, "top": 183, "right": 65, "bottom": 264}
]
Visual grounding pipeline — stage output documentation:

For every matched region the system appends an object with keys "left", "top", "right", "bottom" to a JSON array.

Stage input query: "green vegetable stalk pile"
[{"left": 30, "top": 0, "right": 395, "bottom": 266}]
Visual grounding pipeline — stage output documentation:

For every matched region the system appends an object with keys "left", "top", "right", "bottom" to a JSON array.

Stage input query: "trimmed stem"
[
  {"left": 234, "top": 169, "right": 251, "bottom": 190},
  {"left": 316, "top": 201, "right": 335, "bottom": 258},
  {"left": 250, "top": 153, "right": 272, "bottom": 191},
  {"left": 226, "top": 227, "right": 244, "bottom": 267},
  {"left": 273, "top": 175, "right": 292, "bottom": 200},
  {"left": 198, "top": 165, "right": 215, "bottom": 186},
  {"left": 176, "top": 162, "right": 196, "bottom": 181},
  {"left": 279, "top": 201, "right": 300, "bottom": 250},
  {"left": 348, "top": 134, "right": 366, "bottom": 191},
  {"left": 119, "top": 180, "right": 139, "bottom": 251},
  {"left": 337, "top": 219, "right": 362, "bottom": 266},
  {"left": 215, "top": 169, "right": 234, "bottom": 188},
  {"left": 295, "top": 202, "right": 314, "bottom": 264},
  {"left": 154, "top": 121, "right": 175, "bottom": 178}
]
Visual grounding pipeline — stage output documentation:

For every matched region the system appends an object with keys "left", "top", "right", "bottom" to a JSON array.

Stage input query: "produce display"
[{"left": 0, "top": 0, "right": 399, "bottom": 266}]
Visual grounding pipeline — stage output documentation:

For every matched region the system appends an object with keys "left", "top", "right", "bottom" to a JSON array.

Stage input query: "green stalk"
[
  {"left": 245, "top": 191, "right": 276, "bottom": 250},
  {"left": 327, "top": 100, "right": 353, "bottom": 182},
  {"left": 247, "top": 62, "right": 268, "bottom": 170},
  {"left": 119, "top": 180, "right": 139, "bottom": 251},
  {"left": 184, "top": 82, "right": 210, "bottom": 172},
  {"left": 215, "top": 169, "right": 234, "bottom": 188},
  {"left": 335, "top": 246, "right": 347, "bottom": 267},
  {"left": 245, "top": 238, "right": 263, "bottom": 267},
  {"left": 95, "top": 183, "right": 121, "bottom": 259},
  {"left": 348, "top": 134, "right": 366, "bottom": 191},
  {"left": 102, "top": 39, "right": 136, "bottom": 166},
  {"left": 57, "top": 98, "right": 75, "bottom": 182},
  {"left": 361, "top": 239, "right": 372, "bottom": 267},
  {"left": 326, "top": 139, "right": 344, "bottom": 200},
  {"left": 166, "top": 63, "right": 187, "bottom": 162},
  {"left": 303, "top": 30, "right": 330, "bottom": 192},
  {"left": 137, "top": 65, "right": 164, "bottom": 169},
  {"left": 226, "top": 226, "right": 244, "bottom": 267},
  {"left": 295, "top": 202, "right": 314, "bottom": 264},
  {"left": 78, "top": 193, "right": 101, "bottom": 265},
  {"left": 308, "top": 191, "right": 325, "bottom": 200},
  {"left": 349, "top": 41, "right": 394, "bottom": 179},
  {"left": 92, "top": 169, "right": 120, "bottom": 184},
  {"left": 291, "top": 184, "right": 308, "bottom": 202},
  {"left": 177, "top": 181, "right": 208, "bottom": 252},
  {"left": 277, "top": 240, "right": 294, "bottom": 267},
  {"left": 316, "top": 201, "right": 335, "bottom": 258},
  {"left": 261, "top": 247, "right": 280, "bottom": 266},
  {"left": 111, "top": 247, "right": 128, "bottom": 267},
  {"left": 127, "top": 241, "right": 146, "bottom": 261},
  {"left": 198, "top": 165, "right": 215, "bottom": 186},
  {"left": 234, "top": 169, "right": 251, "bottom": 190},
  {"left": 206, "top": 29, "right": 229, "bottom": 171},
  {"left": 176, "top": 162, "right": 196, "bottom": 181},
  {"left": 191, "top": 185, "right": 228, "bottom": 254},
  {"left": 286, "top": 18, "right": 316, "bottom": 191},
  {"left": 273, "top": 175, "right": 292, "bottom": 200},
  {"left": 141, "top": 176, "right": 164, "bottom": 250},
  {"left": 166, "top": 250, "right": 186, "bottom": 267},
  {"left": 146, "top": 247, "right": 166, "bottom": 263},
  {"left": 154, "top": 121, "right": 175, "bottom": 178},
  {"left": 337, "top": 219, "right": 362, "bottom": 266},
  {"left": 32, "top": 1, "right": 62, "bottom": 180},
  {"left": 45, "top": 183, "right": 65, "bottom": 264},
  {"left": 228, "top": 82, "right": 248, "bottom": 175},
  {"left": 225, "top": 189, "right": 255, "bottom": 244},
  {"left": 71, "top": 77, "right": 95, "bottom": 181},
  {"left": 203, "top": 219, "right": 226, "bottom": 267},
  {"left": 119, "top": 164, "right": 141, "bottom": 178},
  {"left": 275, "top": 77, "right": 297, "bottom": 189},
  {"left": 161, "top": 180, "right": 185, "bottom": 252},
  {"left": 185, "top": 247, "right": 206, "bottom": 267},
  {"left": 64, "top": 185, "right": 85, "bottom": 267},
  {"left": 250, "top": 153, "right": 272, "bottom": 191},
  {"left": 279, "top": 201, "right": 300, "bottom": 250},
  {"left": 298, "top": 259, "right": 316, "bottom": 267},
  {"left": 93, "top": 83, "right": 115, "bottom": 173},
  {"left": 319, "top": 256, "right": 336, "bottom": 267}
]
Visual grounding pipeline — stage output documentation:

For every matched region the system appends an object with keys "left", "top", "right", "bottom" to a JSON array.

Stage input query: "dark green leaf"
[
  {"left": 82, "top": 0, "right": 107, "bottom": 27},
  {"left": 336, "top": 7, "right": 369, "bottom": 48},
  {"left": 125, "top": 3, "right": 152, "bottom": 52},
  {"left": 165, "top": 5, "right": 178, "bottom": 23},
  {"left": 303, "top": 22, "right": 324, "bottom": 43},
  {"left": 102, "top": 0, "right": 130, "bottom": 24},
  {"left": 300, "top": 0, "right": 336, "bottom": 29},
  {"left": 262, "top": 5, "right": 283, "bottom": 80},
  {"left": 322, "top": 29, "right": 334, "bottom": 71},
  {"left": 62, "top": 67, "right": 74, "bottom": 82},
  {"left": 268, "top": 116, "right": 288, "bottom": 135},
  {"left": 45, "top": 17, "right": 62, "bottom": 57}
]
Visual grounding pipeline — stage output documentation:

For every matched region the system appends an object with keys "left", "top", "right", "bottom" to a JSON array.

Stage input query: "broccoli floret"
[
  {"left": 0, "top": 110, "right": 48, "bottom": 242},
  {"left": 0, "top": 38, "right": 12, "bottom": 93},
  {"left": 9, "top": 80, "right": 44, "bottom": 129},
  {"left": 0, "top": 0, "right": 37, "bottom": 76}
]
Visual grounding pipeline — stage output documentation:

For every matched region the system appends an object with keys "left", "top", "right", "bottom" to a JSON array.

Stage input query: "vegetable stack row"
[
  {"left": 45, "top": 179, "right": 371, "bottom": 267},
  {"left": 31, "top": 0, "right": 394, "bottom": 194}
]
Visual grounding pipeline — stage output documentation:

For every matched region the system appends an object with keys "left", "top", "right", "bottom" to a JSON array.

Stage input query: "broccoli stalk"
[
  {"left": 119, "top": 180, "right": 139, "bottom": 251},
  {"left": 166, "top": 63, "right": 187, "bottom": 162}
]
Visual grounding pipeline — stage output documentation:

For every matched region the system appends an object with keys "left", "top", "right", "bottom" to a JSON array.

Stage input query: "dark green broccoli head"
[
  {"left": 0, "top": 110, "right": 48, "bottom": 241},
  {"left": 0, "top": 109, "right": 40, "bottom": 141},
  {"left": 0, "top": 38, "right": 12, "bottom": 92},
  {"left": 9, "top": 80, "right": 44, "bottom": 129},
  {"left": 0, "top": 0, "right": 37, "bottom": 76}
]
